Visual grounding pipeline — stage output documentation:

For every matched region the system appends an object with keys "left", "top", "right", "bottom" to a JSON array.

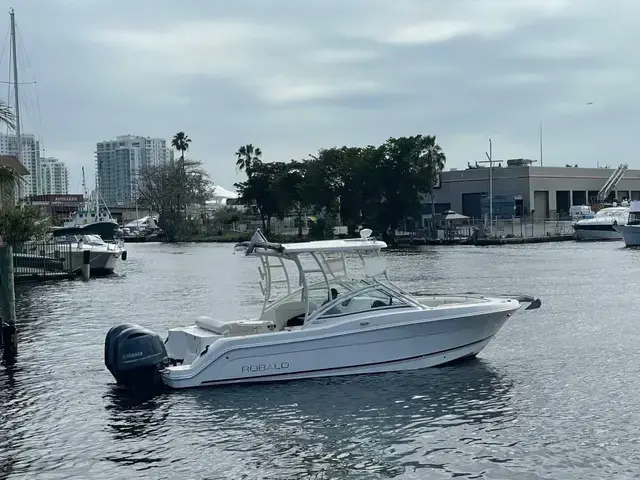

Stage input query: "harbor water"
[{"left": 1, "top": 241, "right": 639, "bottom": 479}]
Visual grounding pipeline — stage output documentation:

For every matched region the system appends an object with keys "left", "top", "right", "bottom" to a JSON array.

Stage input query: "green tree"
[
  {"left": 137, "top": 158, "right": 213, "bottom": 241},
  {"left": 171, "top": 132, "right": 192, "bottom": 162},
  {"left": 232, "top": 134, "right": 445, "bottom": 240},
  {"left": 213, "top": 205, "right": 243, "bottom": 226},
  {"left": 235, "top": 144, "right": 262, "bottom": 178},
  {"left": 0, "top": 204, "right": 49, "bottom": 244},
  {"left": 235, "top": 161, "right": 290, "bottom": 234},
  {"left": 274, "top": 160, "right": 308, "bottom": 237}
]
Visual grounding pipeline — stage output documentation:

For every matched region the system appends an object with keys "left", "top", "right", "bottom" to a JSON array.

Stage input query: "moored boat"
[
  {"left": 104, "top": 228, "right": 541, "bottom": 390},
  {"left": 614, "top": 200, "right": 640, "bottom": 247}
]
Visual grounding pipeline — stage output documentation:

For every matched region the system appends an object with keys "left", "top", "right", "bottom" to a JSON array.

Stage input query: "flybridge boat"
[
  {"left": 573, "top": 204, "right": 630, "bottom": 241},
  {"left": 105, "top": 229, "right": 541, "bottom": 389}
]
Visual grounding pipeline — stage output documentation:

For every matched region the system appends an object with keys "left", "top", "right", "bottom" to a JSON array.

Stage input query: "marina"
[
  {"left": 1, "top": 3, "right": 639, "bottom": 480},
  {"left": 2, "top": 240, "right": 640, "bottom": 479}
]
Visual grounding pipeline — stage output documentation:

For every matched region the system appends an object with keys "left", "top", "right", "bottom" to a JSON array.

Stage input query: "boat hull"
[
  {"left": 162, "top": 305, "right": 518, "bottom": 389},
  {"left": 573, "top": 224, "right": 622, "bottom": 241},
  {"left": 614, "top": 224, "right": 640, "bottom": 247},
  {"left": 66, "top": 249, "right": 122, "bottom": 275}
]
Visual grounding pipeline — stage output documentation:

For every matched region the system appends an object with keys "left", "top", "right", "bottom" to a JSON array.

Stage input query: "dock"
[{"left": 470, "top": 234, "right": 574, "bottom": 246}]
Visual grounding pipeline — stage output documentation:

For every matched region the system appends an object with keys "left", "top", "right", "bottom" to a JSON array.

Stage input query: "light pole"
[
  {"left": 539, "top": 121, "right": 543, "bottom": 167},
  {"left": 478, "top": 139, "right": 498, "bottom": 234}
]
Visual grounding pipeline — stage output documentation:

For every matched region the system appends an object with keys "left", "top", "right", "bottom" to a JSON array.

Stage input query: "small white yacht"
[
  {"left": 614, "top": 200, "right": 640, "bottom": 247},
  {"left": 52, "top": 228, "right": 127, "bottom": 275},
  {"left": 573, "top": 203, "right": 630, "bottom": 241},
  {"left": 104, "top": 228, "right": 541, "bottom": 390}
]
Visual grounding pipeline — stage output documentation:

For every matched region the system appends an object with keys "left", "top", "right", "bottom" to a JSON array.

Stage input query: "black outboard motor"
[{"left": 104, "top": 324, "right": 169, "bottom": 388}]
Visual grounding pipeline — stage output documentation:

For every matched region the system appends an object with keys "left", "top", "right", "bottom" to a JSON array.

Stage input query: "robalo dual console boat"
[{"left": 104, "top": 229, "right": 541, "bottom": 389}]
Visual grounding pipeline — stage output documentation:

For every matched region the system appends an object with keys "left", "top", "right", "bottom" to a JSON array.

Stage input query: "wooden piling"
[
  {"left": 0, "top": 244, "right": 18, "bottom": 361},
  {"left": 82, "top": 250, "right": 91, "bottom": 281}
]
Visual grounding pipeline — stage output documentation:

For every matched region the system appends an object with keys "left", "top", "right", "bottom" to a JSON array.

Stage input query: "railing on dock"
[
  {"left": 10, "top": 241, "right": 75, "bottom": 282},
  {"left": 413, "top": 217, "right": 575, "bottom": 243}
]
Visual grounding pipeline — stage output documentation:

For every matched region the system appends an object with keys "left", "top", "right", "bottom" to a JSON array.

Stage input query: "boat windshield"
[
  {"left": 596, "top": 208, "right": 627, "bottom": 217},
  {"left": 54, "top": 234, "right": 80, "bottom": 243},
  {"left": 83, "top": 234, "right": 105, "bottom": 245}
]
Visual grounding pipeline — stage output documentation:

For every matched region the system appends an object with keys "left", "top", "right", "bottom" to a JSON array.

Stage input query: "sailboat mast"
[
  {"left": 9, "top": 9, "right": 21, "bottom": 168},
  {"left": 95, "top": 172, "right": 99, "bottom": 219}
]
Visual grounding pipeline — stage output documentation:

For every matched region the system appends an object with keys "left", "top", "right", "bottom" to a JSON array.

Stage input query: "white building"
[
  {"left": 207, "top": 185, "right": 239, "bottom": 207},
  {"left": 96, "top": 135, "right": 173, "bottom": 206},
  {"left": 0, "top": 133, "right": 41, "bottom": 198},
  {"left": 40, "top": 157, "right": 69, "bottom": 195}
]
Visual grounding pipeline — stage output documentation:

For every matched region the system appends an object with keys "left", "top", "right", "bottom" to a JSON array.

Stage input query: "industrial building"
[{"left": 424, "top": 160, "right": 639, "bottom": 221}]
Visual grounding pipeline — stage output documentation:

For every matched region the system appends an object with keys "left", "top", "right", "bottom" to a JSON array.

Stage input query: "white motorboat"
[
  {"left": 614, "top": 200, "right": 640, "bottom": 247},
  {"left": 52, "top": 229, "right": 126, "bottom": 275},
  {"left": 104, "top": 229, "right": 541, "bottom": 389},
  {"left": 573, "top": 205, "right": 629, "bottom": 241}
]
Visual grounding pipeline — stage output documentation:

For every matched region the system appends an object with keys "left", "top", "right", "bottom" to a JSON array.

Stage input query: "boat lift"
[{"left": 596, "top": 164, "right": 628, "bottom": 203}]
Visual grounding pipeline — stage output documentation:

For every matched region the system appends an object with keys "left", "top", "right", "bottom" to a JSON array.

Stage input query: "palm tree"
[
  {"left": 235, "top": 144, "right": 262, "bottom": 178},
  {"left": 0, "top": 101, "right": 15, "bottom": 131},
  {"left": 0, "top": 101, "right": 18, "bottom": 205},
  {"left": 171, "top": 132, "right": 191, "bottom": 162},
  {"left": 422, "top": 135, "right": 446, "bottom": 220}
]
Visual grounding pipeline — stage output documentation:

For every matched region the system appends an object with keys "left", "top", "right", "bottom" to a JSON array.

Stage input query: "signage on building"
[{"left": 30, "top": 194, "right": 84, "bottom": 204}]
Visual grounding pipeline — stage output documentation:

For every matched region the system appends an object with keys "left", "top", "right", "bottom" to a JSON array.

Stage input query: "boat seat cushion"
[
  {"left": 268, "top": 301, "right": 318, "bottom": 330},
  {"left": 195, "top": 316, "right": 276, "bottom": 336}
]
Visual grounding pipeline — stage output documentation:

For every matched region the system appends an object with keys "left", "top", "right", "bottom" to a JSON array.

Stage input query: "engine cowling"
[{"left": 104, "top": 324, "right": 169, "bottom": 388}]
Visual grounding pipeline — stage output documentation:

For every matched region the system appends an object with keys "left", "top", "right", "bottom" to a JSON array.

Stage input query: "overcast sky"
[{"left": 5, "top": 0, "right": 640, "bottom": 193}]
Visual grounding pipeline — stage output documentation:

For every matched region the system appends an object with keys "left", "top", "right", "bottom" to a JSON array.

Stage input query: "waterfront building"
[
  {"left": 423, "top": 160, "right": 640, "bottom": 222},
  {"left": 0, "top": 133, "right": 41, "bottom": 198},
  {"left": 40, "top": 157, "right": 69, "bottom": 195},
  {"left": 95, "top": 135, "right": 172, "bottom": 207}
]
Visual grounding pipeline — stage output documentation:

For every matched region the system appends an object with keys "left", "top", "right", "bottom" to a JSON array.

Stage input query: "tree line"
[
  {"left": 135, "top": 132, "right": 447, "bottom": 242},
  {"left": 234, "top": 135, "right": 446, "bottom": 239}
]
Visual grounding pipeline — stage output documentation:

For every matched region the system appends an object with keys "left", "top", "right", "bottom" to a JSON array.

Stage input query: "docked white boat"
[
  {"left": 104, "top": 229, "right": 541, "bottom": 389},
  {"left": 614, "top": 200, "right": 640, "bottom": 247},
  {"left": 573, "top": 204, "right": 629, "bottom": 241},
  {"left": 52, "top": 228, "right": 126, "bottom": 275}
]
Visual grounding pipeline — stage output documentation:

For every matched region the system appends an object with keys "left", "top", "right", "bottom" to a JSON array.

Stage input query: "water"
[{"left": 1, "top": 241, "right": 640, "bottom": 479}]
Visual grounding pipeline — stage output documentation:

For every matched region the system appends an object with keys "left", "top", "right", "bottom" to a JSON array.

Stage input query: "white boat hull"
[
  {"left": 65, "top": 245, "right": 123, "bottom": 274},
  {"left": 614, "top": 224, "right": 640, "bottom": 246},
  {"left": 162, "top": 303, "right": 517, "bottom": 389}
]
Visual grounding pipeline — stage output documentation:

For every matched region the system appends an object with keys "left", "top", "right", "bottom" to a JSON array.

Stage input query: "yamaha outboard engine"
[{"left": 104, "top": 324, "right": 169, "bottom": 388}]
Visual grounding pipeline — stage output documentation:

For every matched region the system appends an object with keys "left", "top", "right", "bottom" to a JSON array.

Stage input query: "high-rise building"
[
  {"left": 0, "top": 133, "right": 41, "bottom": 198},
  {"left": 40, "top": 157, "right": 69, "bottom": 195},
  {"left": 95, "top": 135, "right": 173, "bottom": 206}
]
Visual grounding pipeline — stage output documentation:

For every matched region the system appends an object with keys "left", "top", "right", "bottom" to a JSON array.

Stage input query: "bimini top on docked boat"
[{"left": 104, "top": 228, "right": 541, "bottom": 390}]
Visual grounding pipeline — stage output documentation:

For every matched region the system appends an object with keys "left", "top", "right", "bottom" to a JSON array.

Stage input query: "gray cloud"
[{"left": 8, "top": 0, "right": 640, "bottom": 191}]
